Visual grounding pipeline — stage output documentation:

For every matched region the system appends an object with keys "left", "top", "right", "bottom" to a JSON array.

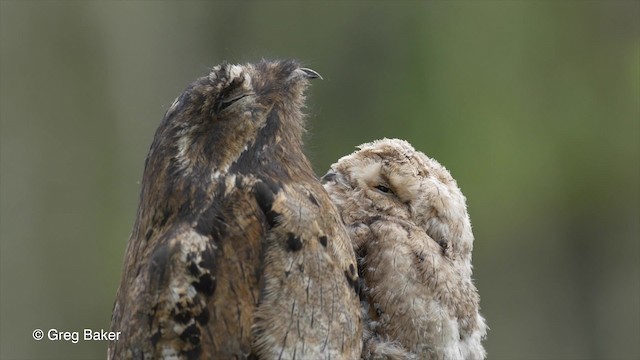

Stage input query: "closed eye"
[
  {"left": 216, "top": 93, "right": 250, "bottom": 113},
  {"left": 214, "top": 92, "right": 254, "bottom": 115},
  {"left": 214, "top": 76, "right": 250, "bottom": 115}
]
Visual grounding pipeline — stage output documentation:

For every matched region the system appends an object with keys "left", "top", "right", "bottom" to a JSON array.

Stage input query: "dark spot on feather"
[
  {"left": 349, "top": 263, "right": 355, "bottom": 276},
  {"left": 319, "top": 235, "right": 328, "bottom": 247},
  {"left": 308, "top": 193, "right": 319, "bottom": 206},
  {"left": 344, "top": 270, "right": 359, "bottom": 294},
  {"left": 174, "top": 310, "right": 190, "bottom": 324},
  {"left": 196, "top": 308, "right": 209, "bottom": 325},
  {"left": 198, "top": 246, "right": 216, "bottom": 272},
  {"left": 437, "top": 239, "right": 449, "bottom": 254},
  {"left": 150, "top": 330, "right": 161, "bottom": 347},
  {"left": 181, "top": 346, "right": 202, "bottom": 360},
  {"left": 286, "top": 233, "right": 303, "bottom": 252},
  {"left": 188, "top": 262, "right": 200, "bottom": 277},
  {"left": 254, "top": 181, "right": 282, "bottom": 228},
  {"left": 263, "top": 209, "right": 281, "bottom": 228},
  {"left": 180, "top": 324, "right": 200, "bottom": 345},
  {"left": 193, "top": 274, "right": 216, "bottom": 296}
]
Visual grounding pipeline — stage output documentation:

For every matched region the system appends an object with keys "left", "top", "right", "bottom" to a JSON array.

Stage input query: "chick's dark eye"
[{"left": 375, "top": 185, "right": 391, "bottom": 193}]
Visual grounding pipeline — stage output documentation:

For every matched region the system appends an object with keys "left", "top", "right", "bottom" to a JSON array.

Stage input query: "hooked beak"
[{"left": 298, "top": 67, "right": 323, "bottom": 80}]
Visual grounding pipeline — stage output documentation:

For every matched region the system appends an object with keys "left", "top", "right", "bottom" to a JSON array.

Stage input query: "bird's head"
[
  {"left": 137, "top": 60, "right": 321, "bottom": 227},
  {"left": 148, "top": 60, "right": 320, "bottom": 178},
  {"left": 323, "top": 138, "right": 475, "bottom": 262}
]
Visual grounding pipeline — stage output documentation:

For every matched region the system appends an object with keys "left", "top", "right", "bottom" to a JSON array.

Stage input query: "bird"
[
  {"left": 108, "top": 60, "right": 362, "bottom": 359},
  {"left": 322, "top": 138, "right": 487, "bottom": 360}
]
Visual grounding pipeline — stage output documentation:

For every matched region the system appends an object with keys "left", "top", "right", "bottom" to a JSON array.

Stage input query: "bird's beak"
[{"left": 298, "top": 68, "right": 323, "bottom": 80}]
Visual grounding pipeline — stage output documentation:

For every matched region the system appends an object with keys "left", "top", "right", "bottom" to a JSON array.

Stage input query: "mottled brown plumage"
[
  {"left": 109, "top": 60, "right": 362, "bottom": 359},
  {"left": 322, "top": 139, "right": 487, "bottom": 360}
]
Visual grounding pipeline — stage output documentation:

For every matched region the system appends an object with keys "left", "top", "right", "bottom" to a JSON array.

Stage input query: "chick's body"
[{"left": 323, "top": 139, "right": 487, "bottom": 360}]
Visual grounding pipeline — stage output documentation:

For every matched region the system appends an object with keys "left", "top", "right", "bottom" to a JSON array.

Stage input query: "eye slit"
[
  {"left": 215, "top": 93, "right": 248, "bottom": 113},
  {"left": 375, "top": 185, "right": 392, "bottom": 194},
  {"left": 214, "top": 77, "right": 246, "bottom": 114}
]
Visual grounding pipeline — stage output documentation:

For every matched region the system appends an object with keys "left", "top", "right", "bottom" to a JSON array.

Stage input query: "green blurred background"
[{"left": 1, "top": 1, "right": 638, "bottom": 359}]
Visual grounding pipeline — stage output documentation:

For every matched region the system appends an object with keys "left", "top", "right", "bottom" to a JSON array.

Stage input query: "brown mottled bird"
[
  {"left": 109, "top": 60, "right": 362, "bottom": 359},
  {"left": 322, "top": 138, "right": 487, "bottom": 360}
]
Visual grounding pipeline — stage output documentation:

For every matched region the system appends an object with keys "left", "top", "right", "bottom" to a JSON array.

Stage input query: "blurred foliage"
[{"left": 1, "top": 1, "right": 638, "bottom": 359}]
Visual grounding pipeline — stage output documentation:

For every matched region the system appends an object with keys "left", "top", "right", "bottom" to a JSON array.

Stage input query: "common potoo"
[
  {"left": 322, "top": 139, "right": 487, "bottom": 360},
  {"left": 109, "top": 60, "right": 362, "bottom": 359}
]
